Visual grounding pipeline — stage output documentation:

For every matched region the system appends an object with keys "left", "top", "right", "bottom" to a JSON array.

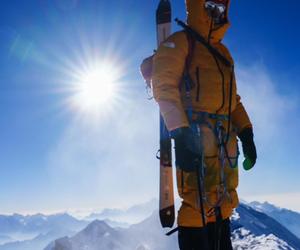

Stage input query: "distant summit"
[
  {"left": 47, "top": 220, "right": 125, "bottom": 250},
  {"left": 79, "top": 220, "right": 116, "bottom": 238},
  {"left": 86, "top": 199, "right": 157, "bottom": 224}
]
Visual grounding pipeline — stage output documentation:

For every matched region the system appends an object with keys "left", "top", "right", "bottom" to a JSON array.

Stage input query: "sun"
[{"left": 72, "top": 63, "right": 120, "bottom": 114}]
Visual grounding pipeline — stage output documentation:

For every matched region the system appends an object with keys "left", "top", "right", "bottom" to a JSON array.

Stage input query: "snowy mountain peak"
[
  {"left": 249, "top": 201, "right": 281, "bottom": 213},
  {"left": 232, "top": 228, "right": 295, "bottom": 250},
  {"left": 80, "top": 220, "right": 113, "bottom": 236}
]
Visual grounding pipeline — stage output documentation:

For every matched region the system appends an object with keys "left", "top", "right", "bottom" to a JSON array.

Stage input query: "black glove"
[
  {"left": 238, "top": 127, "right": 257, "bottom": 170},
  {"left": 171, "top": 127, "right": 202, "bottom": 172}
]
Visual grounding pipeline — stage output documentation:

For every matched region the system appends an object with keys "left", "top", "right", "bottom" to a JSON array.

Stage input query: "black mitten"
[
  {"left": 238, "top": 127, "right": 257, "bottom": 170},
  {"left": 171, "top": 127, "right": 202, "bottom": 172}
]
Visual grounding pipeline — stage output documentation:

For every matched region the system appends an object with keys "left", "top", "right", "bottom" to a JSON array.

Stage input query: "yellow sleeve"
[
  {"left": 231, "top": 95, "right": 252, "bottom": 134},
  {"left": 152, "top": 31, "right": 189, "bottom": 131}
]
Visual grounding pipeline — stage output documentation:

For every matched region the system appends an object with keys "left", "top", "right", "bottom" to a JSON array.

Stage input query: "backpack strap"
[
  {"left": 184, "top": 30, "right": 195, "bottom": 72},
  {"left": 181, "top": 30, "right": 195, "bottom": 91},
  {"left": 181, "top": 30, "right": 196, "bottom": 122}
]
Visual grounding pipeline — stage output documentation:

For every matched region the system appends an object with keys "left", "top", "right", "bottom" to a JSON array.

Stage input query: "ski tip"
[
  {"left": 156, "top": 0, "right": 171, "bottom": 25},
  {"left": 159, "top": 205, "right": 175, "bottom": 228}
]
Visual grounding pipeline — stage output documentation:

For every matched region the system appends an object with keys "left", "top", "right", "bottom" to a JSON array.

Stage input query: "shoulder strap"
[
  {"left": 180, "top": 29, "right": 195, "bottom": 92},
  {"left": 184, "top": 30, "right": 195, "bottom": 73},
  {"left": 181, "top": 30, "right": 196, "bottom": 121}
]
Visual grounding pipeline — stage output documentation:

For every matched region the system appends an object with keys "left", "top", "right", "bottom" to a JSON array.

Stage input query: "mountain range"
[
  {"left": 85, "top": 199, "right": 157, "bottom": 225},
  {"left": 0, "top": 213, "right": 88, "bottom": 250},
  {"left": 45, "top": 203, "right": 300, "bottom": 250},
  {"left": 0, "top": 200, "right": 299, "bottom": 250}
]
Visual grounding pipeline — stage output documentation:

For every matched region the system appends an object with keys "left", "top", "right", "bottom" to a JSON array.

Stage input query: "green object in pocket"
[{"left": 243, "top": 157, "right": 254, "bottom": 171}]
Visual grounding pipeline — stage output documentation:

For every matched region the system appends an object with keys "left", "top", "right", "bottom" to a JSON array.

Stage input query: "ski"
[{"left": 156, "top": 0, "right": 175, "bottom": 228}]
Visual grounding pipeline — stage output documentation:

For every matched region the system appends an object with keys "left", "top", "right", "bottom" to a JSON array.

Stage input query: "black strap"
[
  {"left": 184, "top": 30, "right": 195, "bottom": 72},
  {"left": 214, "top": 207, "right": 223, "bottom": 250},
  {"left": 166, "top": 227, "right": 179, "bottom": 236},
  {"left": 226, "top": 65, "right": 235, "bottom": 143},
  {"left": 180, "top": 29, "right": 196, "bottom": 92}
]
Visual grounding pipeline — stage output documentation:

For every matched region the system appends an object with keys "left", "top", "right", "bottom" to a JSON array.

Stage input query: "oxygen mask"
[{"left": 204, "top": 0, "right": 228, "bottom": 25}]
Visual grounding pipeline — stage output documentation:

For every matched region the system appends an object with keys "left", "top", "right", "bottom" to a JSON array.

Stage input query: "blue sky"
[{"left": 0, "top": 0, "right": 299, "bottom": 215}]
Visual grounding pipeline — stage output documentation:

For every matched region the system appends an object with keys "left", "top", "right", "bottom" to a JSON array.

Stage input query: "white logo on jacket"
[{"left": 163, "top": 42, "right": 176, "bottom": 48}]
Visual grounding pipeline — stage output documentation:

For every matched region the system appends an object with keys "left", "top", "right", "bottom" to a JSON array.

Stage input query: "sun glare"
[{"left": 72, "top": 63, "right": 120, "bottom": 114}]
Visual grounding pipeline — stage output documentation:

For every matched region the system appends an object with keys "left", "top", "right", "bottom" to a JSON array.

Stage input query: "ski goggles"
[{"left": 204, "top": 0, "right": 229, "bottom": 24}]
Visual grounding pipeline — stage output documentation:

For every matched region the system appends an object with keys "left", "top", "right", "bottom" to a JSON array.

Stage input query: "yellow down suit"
[{"left": 152, "top": 0, "right": 252, "bottom": 227}]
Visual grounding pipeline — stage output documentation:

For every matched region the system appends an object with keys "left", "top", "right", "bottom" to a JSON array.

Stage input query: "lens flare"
[{"left": 67, "top": 62, "right": 122, "bottom": 118}]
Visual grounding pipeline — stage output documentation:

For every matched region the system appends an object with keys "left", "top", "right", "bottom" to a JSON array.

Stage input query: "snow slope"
[{"left": 231, "top": 204, "right": 300, "bottom": 250}]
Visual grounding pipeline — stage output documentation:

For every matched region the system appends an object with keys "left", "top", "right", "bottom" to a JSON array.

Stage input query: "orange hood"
[{"left": 186, "top": 0, "right": 231, "bottom": 43}]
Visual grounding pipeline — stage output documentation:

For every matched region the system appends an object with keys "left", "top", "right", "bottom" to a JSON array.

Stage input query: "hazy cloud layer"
[
  {"left": 46, "top": 90, "right": 160, "bottom": 210},
  {"left": 237, "top": 64, "right": 298, "bottom": 142},
  {"left": 236, "top": 63, "right": 300, "bottom": 211}
]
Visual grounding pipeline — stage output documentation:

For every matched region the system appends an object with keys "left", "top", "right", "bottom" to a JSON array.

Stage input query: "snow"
[
  {"left": 232, "top": 228, "right": 295, "bottom": 250},
  {"left": 231, "top": 209, "right": 240, "bottom": 221},
  {"left": 135, "top": 243, "right": 150, "bottom": 250},
  {"left": 103, "top": 232, "right": 110, "bottom": 237}
]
